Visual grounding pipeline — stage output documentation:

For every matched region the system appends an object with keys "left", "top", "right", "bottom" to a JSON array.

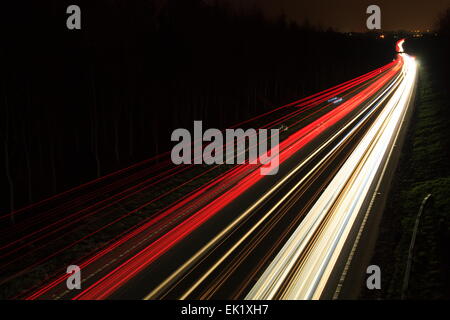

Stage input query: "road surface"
[{"left": 0, "top": 41, "right": 417, "bottom": 300}]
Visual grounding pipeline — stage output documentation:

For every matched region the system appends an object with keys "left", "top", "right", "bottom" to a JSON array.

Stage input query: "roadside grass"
[{"left": 363, "top": 64, "right": 450, "bottom": 299}]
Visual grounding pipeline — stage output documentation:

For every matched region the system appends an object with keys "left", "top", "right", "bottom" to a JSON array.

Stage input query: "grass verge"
[{"left": 362, "top": 63, "right": 450, "bottom": 299}]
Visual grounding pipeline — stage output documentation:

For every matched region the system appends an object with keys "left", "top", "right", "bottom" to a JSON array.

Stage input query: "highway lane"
[
  {"left": 137, "top": 56, "right": 414, "bottom": 301},
  {"left": 331, "top": 51, "right": 418, "bottom": 300},
  {"left": 138, "top": 67, "right": 405, "bottom": 300},
  {"left": 82, "top": 59, "right": 402, "bottom": 300},
  {"left": 23, "top": 51, "right": 405, "bottom": 300},
  {"left": 246, "top": 53, "right": 417, "bottom": 300}
]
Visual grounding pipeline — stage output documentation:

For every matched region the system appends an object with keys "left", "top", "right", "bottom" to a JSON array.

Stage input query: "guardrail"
[{"left": 401, "top": 193, "right": 433, "bottom": 300}]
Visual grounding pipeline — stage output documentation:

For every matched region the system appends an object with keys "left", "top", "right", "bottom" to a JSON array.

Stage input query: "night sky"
[{"left": 219, "top": 0, "right": 450, "bottom": 32}]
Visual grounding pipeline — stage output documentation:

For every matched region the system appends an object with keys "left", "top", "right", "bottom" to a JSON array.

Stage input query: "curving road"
[{"left": 1, "top": 40, "right": 417, "bottom": 301}]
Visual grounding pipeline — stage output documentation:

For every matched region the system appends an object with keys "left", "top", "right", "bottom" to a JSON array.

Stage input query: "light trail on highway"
[
  {"left": 246, "top": 52, "right": 417, "bottom": 300},
  {"left": 1, "top": 40, "right": 417, "bottom": 301}
]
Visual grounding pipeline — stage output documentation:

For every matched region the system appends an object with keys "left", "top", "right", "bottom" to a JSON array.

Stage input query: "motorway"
[{"left": 0, "top": 41, "right": 417, "bottom": 300}]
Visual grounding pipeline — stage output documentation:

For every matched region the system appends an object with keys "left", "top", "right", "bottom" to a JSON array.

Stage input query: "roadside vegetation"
[{"left": 363, "top": 45, "right": 450, "bottom": 299}]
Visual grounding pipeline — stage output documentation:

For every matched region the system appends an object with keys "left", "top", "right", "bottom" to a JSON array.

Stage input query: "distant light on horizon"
[{"left": 221, "top": 0, "right": 450, "bottom": 32}]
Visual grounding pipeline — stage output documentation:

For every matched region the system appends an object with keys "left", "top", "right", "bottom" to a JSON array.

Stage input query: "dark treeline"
[
  {"left": 1, "top": 0, "right": 395, "bottom": 217},
  {"left": 437, "top": 8, "right": 450, "bottom": 88},
  {"left": 365, "top": 9, "right": 450, "bottom": 299},
  {"left": 406, "top": 8, "right": 450, "bottom": 156}
]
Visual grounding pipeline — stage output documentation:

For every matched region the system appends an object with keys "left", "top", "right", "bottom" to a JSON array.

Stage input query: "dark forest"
[{"left": 1, "top": 0, "right": 396, "bottom": 217}]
